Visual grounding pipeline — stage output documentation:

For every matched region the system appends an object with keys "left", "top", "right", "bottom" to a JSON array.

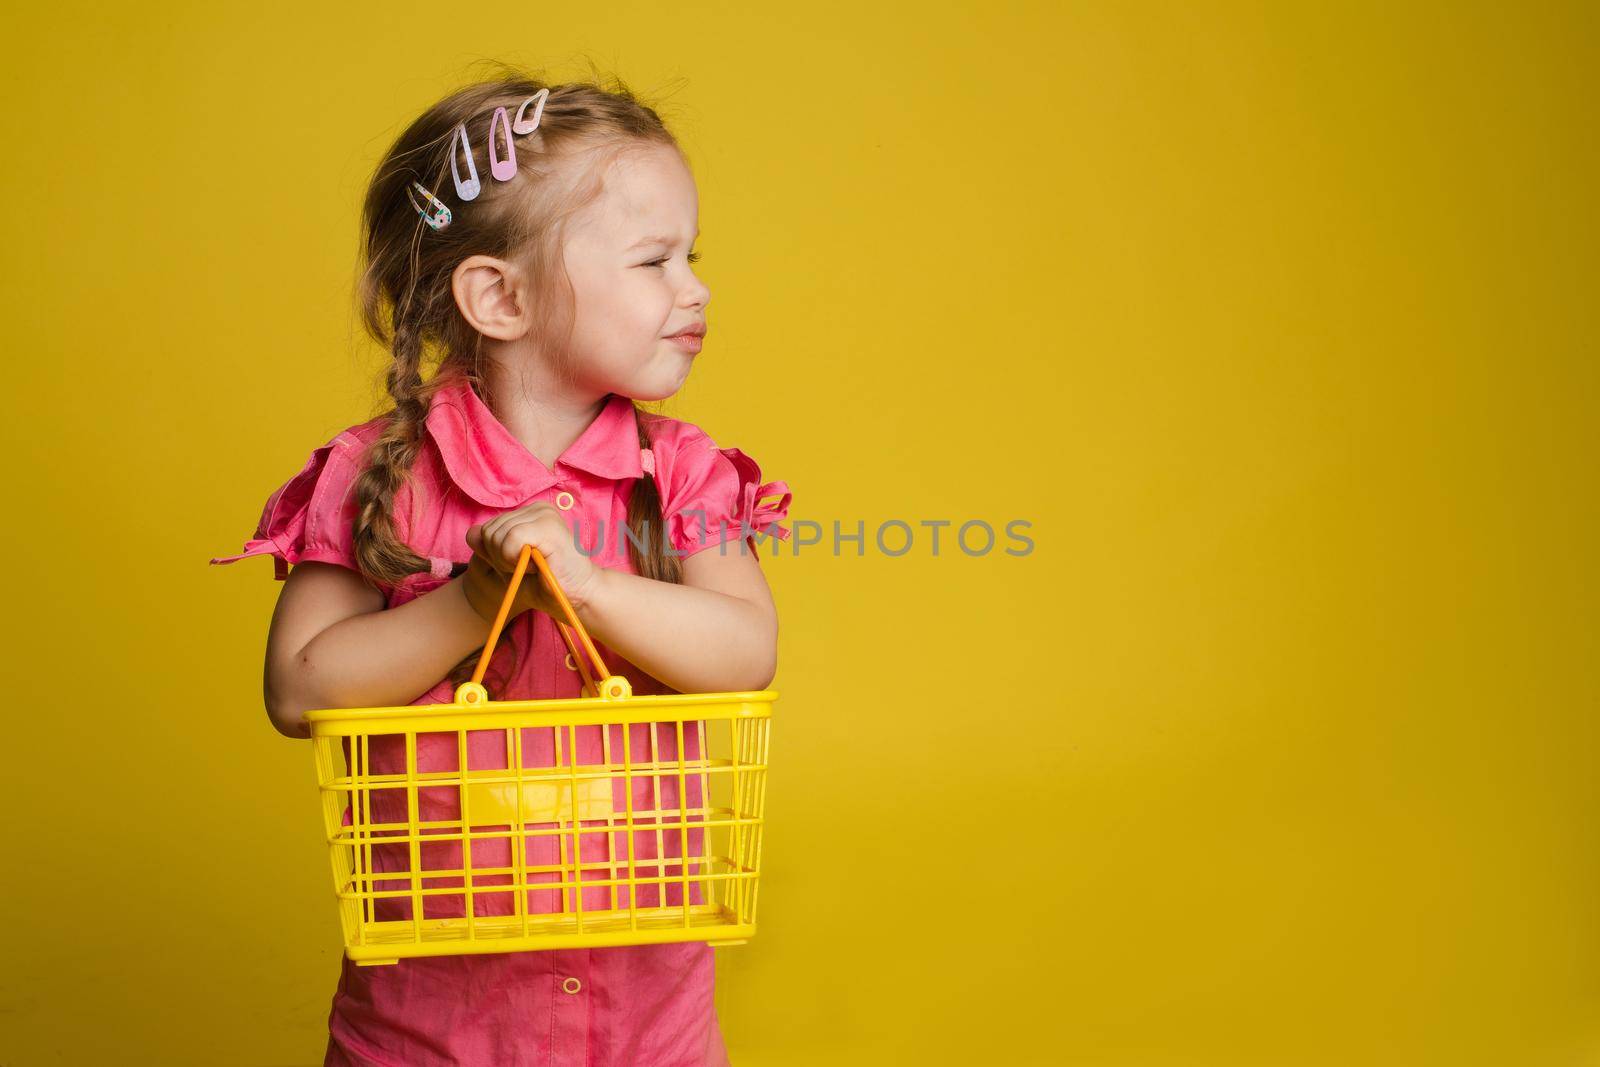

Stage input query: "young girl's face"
[{"left": 557, "top": 144, "right": 710, "bottom": 402}]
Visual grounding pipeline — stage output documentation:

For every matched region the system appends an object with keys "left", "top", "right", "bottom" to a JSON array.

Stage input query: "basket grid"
[{"left": 313, "top": 713, "right": 769, "bottom": 956}]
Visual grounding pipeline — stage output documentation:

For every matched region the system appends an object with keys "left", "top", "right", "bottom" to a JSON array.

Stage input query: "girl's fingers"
[
  {"left": 473, "top": 517, "right": 502, "bottom": 563},
  {"left": 470, "top": 504, "right": 568, "bottom": 574},
  {"left": 486, "top": 515, "right": 523, "bottom": 567},
  {"left": 503, "top": 522, "right": 555, "bottom": 571},
  {"left": 484, "top": 512, "right": 515, "bottom": 550}
]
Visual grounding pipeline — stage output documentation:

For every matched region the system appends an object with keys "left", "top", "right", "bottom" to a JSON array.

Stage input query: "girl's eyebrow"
[{"left": 627, "top": 231, "right": 700, "bottom": 250}]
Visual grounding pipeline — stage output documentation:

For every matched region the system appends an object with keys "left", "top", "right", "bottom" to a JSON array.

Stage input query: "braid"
[
  {"left": 626, "top": 405, "right": 681, "bottom": 585},
  {"left": 351, "top": 315, "right": 433, "bottom": 591}
]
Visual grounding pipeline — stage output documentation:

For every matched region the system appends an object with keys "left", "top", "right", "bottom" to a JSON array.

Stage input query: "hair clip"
[
  {"left": 511, "top": 89, "right": 550, "bottom": 135},
  {"left": 407, "top": 181, "right": 452, "bottom": 231},
  {"left": 488, "top": 106, "right": 517, "bottom": 182},
  {"left": 450, "top": 122, "right": 481, "bottom": 201},
  {"left": 639, "top": 447, "right": 656, "bottom": 477}
]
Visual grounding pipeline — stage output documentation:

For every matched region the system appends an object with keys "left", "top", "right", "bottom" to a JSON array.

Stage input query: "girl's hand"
[{"left": 462, "top": 503, "right": 599, "bottom": 624}]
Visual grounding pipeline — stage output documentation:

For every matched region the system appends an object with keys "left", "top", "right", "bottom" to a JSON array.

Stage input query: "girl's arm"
[
  {"left": 263, "top": 563, "right": 492, "bottom": 739},
  {"left": 573, "top": 547, "right": 778, "bottom": 695},
  {"left": 263, "top": 541, "right": 777, "bottom": 740},
  {"left": 467, "top": 503, "right": 780, "bottom": 696}
]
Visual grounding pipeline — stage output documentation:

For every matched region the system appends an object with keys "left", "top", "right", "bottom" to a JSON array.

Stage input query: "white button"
[
  {"left": 555, "top": 491, "right": 575, "bottom": 511},
  {"left": 561, "top": 976, "right": 582, "bottom": 994},
  {"left": 565, "top": 653, "right": 577, "bottom": 671}
]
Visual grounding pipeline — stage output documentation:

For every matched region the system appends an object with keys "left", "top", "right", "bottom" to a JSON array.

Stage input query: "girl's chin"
[
  {"left": 612, "top": 355, "right": 693, "bottom": 402},
  {"left": 625, "top": 375, "right": 688, "bottom": 403}
]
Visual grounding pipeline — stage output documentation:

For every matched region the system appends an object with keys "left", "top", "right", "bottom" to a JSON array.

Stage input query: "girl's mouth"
[{"left": 665, "top": 333, "right": 703, "bottom": 354}]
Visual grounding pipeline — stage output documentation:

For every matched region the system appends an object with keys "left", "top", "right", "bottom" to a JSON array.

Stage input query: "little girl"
[{"left": 211, "top": 73, "right": 792, "bottom": 1067}]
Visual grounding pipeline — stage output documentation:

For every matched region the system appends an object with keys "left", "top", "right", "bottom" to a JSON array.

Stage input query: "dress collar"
[{"left": 423, "top": 377, "right": 645, "bottom": 507}]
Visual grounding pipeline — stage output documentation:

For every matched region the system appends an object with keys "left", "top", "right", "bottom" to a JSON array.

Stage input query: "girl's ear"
[{"left": 452, "top": 255, "right": 530, "bottom": 340}]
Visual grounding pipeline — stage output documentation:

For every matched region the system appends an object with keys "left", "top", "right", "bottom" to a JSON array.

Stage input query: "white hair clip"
[{"left": 450, "top": 121, "right": 481, "bottom": 201}]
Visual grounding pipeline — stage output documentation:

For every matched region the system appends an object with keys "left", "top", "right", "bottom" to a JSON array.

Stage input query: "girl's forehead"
[{"left": 582, "top": 148, "right": 699, "bottom": 245}]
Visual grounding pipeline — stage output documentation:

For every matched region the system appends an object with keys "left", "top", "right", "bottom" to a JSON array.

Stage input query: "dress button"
[
  {"left": 561, "top": 976, "right": 582, "bottom": 994},
  {"left": 555, "top": 491, "right": 575, "bottom": 511},
  {"left": 565, "top": 652, "right": 577, "bottom": 671}
]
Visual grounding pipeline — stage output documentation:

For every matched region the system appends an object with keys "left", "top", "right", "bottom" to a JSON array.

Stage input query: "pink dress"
[{"left": 211, "top": 378, "right": 792, "bottom": 1067}]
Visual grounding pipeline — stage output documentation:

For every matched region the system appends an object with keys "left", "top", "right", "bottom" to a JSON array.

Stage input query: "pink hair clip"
[
  {"left": 488, "top": 106, "right": 516, "bottom": 181},
  {"left": 512, "top": 89, "right": 549, "bottom": 135},
  {"left": 407, "top": 181, "right": 452, "bottom": 231},
  {"left": 639, "top": 447, "right": 656, "bottom": 477}
]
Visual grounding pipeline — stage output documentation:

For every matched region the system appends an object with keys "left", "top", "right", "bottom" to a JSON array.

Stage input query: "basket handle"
[{"left": 467, "top": 543, "right": 620, "bottom": 700}]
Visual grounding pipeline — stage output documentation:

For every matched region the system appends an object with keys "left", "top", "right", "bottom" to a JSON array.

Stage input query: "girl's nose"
[{"left": 685, "top": 275, "right": 710, "bottom": 310}]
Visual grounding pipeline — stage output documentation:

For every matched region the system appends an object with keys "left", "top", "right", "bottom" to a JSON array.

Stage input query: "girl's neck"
[{"left": 482, "top": 363, "right": 610, "bottom": 470}]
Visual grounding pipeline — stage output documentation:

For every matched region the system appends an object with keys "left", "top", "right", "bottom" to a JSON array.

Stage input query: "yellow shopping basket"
[{"left": 306, "top": 544, "right": 773, "bottom": 966}]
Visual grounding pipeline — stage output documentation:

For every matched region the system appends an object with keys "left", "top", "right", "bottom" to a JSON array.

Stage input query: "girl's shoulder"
[
  {"left": 633, "top": 407, "right": 782, "bottom": 491},
  {"left": 209, "top": 412, "right": 393, "bottom": 581},
  {"left": 331, "top": 411, "right": 396, "bottom": 455},
  {"left": 305, "top": 410, "right": 420, "bottom": 488},
  {"left": 269, "top": 412, "right": 393, "bottom": 477},
  {"left": 635, "top": 407, "right": 721, "bottom": 453},
  {"left": 633, "top": 408, "right": 744, "bottom": 494},
  {"left": 634, "top": 407, "right": 794, "bottom": 552}
]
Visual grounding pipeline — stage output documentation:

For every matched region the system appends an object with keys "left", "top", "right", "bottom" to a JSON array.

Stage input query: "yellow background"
[{"left": 3, "top": 2, "right": 1596, "bottom": 1064}]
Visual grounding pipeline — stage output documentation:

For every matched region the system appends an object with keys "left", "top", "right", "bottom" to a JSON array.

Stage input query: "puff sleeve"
[
  {"left": 209, "top": 432, "right": 366, "bottom": 580},
  {"left": 656, "top": 431, "right": 793, "bottom": 559}
]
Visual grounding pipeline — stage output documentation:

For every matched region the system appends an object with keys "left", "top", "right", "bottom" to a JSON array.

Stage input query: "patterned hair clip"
[
  {"left": 450, "top": 121, "right": 481, "bottom": 201},
  {"left": 407, "top": 181, "right": 452, "bottom": 231},
  {"left": 511, "top": 89, "right": 550, "bottom": 135}
]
